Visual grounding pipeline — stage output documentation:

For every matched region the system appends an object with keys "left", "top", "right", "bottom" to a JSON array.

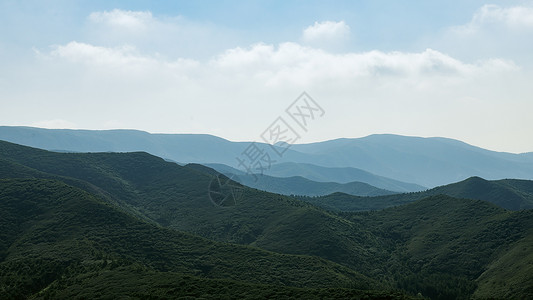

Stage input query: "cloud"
[
  {"left": 433, "top": 4, "right": 533, "bottom": 65},
  {"left": 23, "top": 39, "right": 529, "bottom": 153},
  {"left": 83, "top": 9, "right": 239, "bottom": 59},
  {"left": 51, "top": 42, "right": 150, "bottom": 65},
  {"left": 47, "top": 40, "right": 517, "bottom": 92},
  {"left": 212, "top": 42, "right": 517, "bottom": 88},
  {"left": 2, "top": 7, "right": 532, "bottom": 153},
  {"left": 34, "top": 40, "right": 522, "bottom": 129},
  {"left": 455, "top": 4, "right": 533, "bottom": 34},
  {"left": 88, "top": 9, "right": 153, "bottom": 31},
  {"left": 301, "top": 21, "right": 350, "bottom": 48}
]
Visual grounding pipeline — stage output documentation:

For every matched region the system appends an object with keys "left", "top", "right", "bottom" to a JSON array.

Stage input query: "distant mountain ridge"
[
  {"left": 192, "top": 164, "right": 396, "bottom": 197},
  {"left": 1, "top": 126, "right": 532, "bottom": 187},
  {"left": 253, "top": 162, "right": 426, "bottom": 192},
  {"left": 205, "top": 162, "right": 420, "bottom": 194},
  {"left": 288, "top": 134, "right": 533, "bottom": 187},
  {"left": 237, "top": 174, "right": 397, "bottom": 197},
  {"left": 304, "top": 176, "right": 533, "bottom": 212}
]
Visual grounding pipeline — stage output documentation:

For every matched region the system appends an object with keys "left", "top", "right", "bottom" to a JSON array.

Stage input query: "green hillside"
[
  {"left": 1, "top": 140, "right": 532, "bottom": 299},
  {"left": 0, "top": 178, "right": 382, "bottom": 299},
  {"left": 473, "top": 230, "right": 533, "bottom": 298},
  {"left": 345, "top": 195, "right": 533, "bottom": 299},
  {"left": 429, "top": 176, "right": 533, "bottom": 210},
  {"left": 0, "top": 140, "right": 385, "bottom": 276},
  {"left": 35, "top": 267, "right": 411, "bottom": 300},
  {"left": 306, "top": 176, "right": 533, "bottom": 212},
  {"left": 295, "top": 192, "right": 411, "bottom": 212}
]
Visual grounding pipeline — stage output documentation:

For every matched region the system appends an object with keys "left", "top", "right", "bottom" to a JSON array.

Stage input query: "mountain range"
[
  {"left": 300, "top": 176, "right": 533, "bottom": 212},
  {"left": 226, "top": 173, "right": 397, "bottom": 197},
  {"left": 1, "top": 139, "right": 532, "bottom": 299},
  {"left": 1, "top": 126, "right": 533, "bottom": 188},
  {"left": 206, "top": 162, "right": 425, "bottom": 193}
]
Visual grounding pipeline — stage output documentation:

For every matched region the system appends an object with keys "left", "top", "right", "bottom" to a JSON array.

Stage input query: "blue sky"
[
  {"left": 1, "top": 0, "right": 532, "bottom": 152},
  {"left": 2, "top": 1, "right": 515, "bottom": 54}
]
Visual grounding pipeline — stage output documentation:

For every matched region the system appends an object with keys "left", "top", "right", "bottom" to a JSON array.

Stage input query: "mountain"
[
  {"left": 1, "top": 126, "right": 399, "bottom": 191},
  {"left": 473, "top": 231, "right": 533, "bottom": 299},
  {"left": 0, "top": 126, "right": 300, "bottom": 166},
  {"left": 346, "top": 195, "right": 533, "bottom": 299},
  {"left": 288, "top": 134, "right": 533, "bottom": 187},
  {"left": 1, "top": 126, "right": 533, "bottom": 188},
  {"left": 0, "top": 140, "right": 391, "bottom": 278},
  {"left": 240, "top": 162, "right": 426, "bottom": 192},
  {"left": 234, "top": 174, "right": 396, "bottom": 197},
  {"left": 1, "top": 139, "right": 532, "bottom": 299},
  {"left": 521, "top": 152, "right": 533, "bottom": 162},
  {"left": 305, "top": 176, "right": 533, "bottom": 212},
  {"left": 425, "top": 176, "right": 533, "bottom": 210},
  {"left": 295, "top": 192, "right": 411, "bottom": 212},
  {"left": 0, "top": 178, "right": 380, "bottom": 299},
  {"left": 199, "top": 163, "right": 397, "bottom": 197}
]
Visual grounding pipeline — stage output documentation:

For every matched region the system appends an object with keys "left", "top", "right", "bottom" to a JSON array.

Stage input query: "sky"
[{"left": 0, "top": 0, "right": 532, "bottom": 153}]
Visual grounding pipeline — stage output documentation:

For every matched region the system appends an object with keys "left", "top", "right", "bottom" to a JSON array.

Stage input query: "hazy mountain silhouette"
[
  {"left": 1, "top": 126, "right": 532, "bottom": 187},
  {"left": 288, "top": 134, "right": 533, "bottom": 187},
  {"left": 206, "top": 162, "right": 423, "bottom": 193},
  {"left": 189, "top": 166, "right": 396, "bottom": 197}
]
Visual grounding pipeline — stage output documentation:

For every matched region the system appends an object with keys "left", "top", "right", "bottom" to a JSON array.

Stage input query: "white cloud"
[
  {"left": 212, "top": 43, "right": 517, "bottom": 88},
  {"left": 88, "top": 9, "right": 153, "bottom": 31},
  {"left": 48, "top": 41, "right": 200, "bottom": 80},
  {"left": 302, "top": 21, "right": 350, "bottom": 48},
  {"left": 37, "top": 39, "right": 521, "bottom": 100},
  {"left": 51, "top": 40, "right": 515, "bottom": 75},
  {"left": 51, "top": 42, "right": 150, "bottom": 65},
  {"left": 84, "top": 9, "right": 239, "bottom": 59},
  {"left": 2, "top": 8, "right": 532, "bottom": 153},
  {"left": 457, "top": 4, "right": 533, "bottom": 33},
  {"left": 27, "top": 41, "right": 524, "bottom": 146},
  {"left": 434, "top": 4, "right": 533, "bottom": 65},
  {"left": 47, "top": 40, "right": 515, "bottom": 93}
]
